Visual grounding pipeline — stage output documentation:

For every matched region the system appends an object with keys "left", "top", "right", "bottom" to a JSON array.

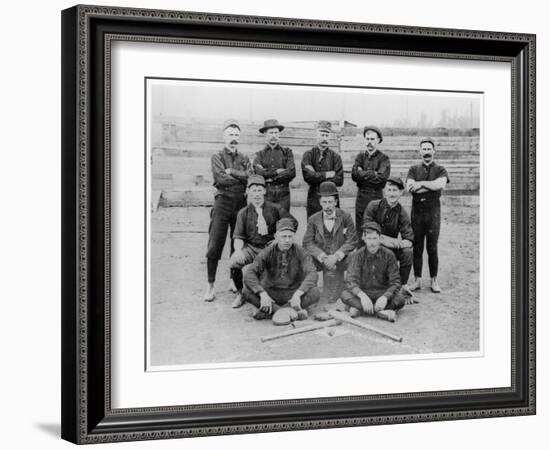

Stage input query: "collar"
[
  {"left": 323, "top": 210, "right": 337, "bottom": 220},
  {"left": 366, "top": 149, "right": 378, "bottom": 158},
  {"left": 224, "top": 147, "right": 238, "bottom": 156},
  {"left": 383, "top": 198, "right": 400, "bottom": 209}
]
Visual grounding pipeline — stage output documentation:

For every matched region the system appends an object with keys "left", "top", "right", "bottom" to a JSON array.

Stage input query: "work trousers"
[
  {"left": 228, "top": 244, "right": 262, "bottom": 291},
  {"left": 391, "top": 247, "right": 413, "bottom": 285},
  {"left": 266, "top": 184, "right": 291, "bottom": 213},
  {"left": 411, "top": 200, "right": 441, "bottom": 278},
  {"left": 306, "top": 187, "right": 340, "bottom": 218},
  {"left": 242, "top": 286, "right": 321, "bottom": 310},
  {"left": 341, "top": 286, "right": 408, "bottom": 312},
  {"left": 355, "top": 188, "right": 383, "bottom": 242}
]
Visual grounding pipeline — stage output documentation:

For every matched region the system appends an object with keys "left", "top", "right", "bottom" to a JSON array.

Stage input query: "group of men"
[{"left": 202, "top": 118, "right": 449, "bottom": 324}]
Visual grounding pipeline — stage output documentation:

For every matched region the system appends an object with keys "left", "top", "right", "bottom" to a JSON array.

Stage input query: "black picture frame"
[{"left": 61, "top": 4, "right": 536, "bottom": 444}]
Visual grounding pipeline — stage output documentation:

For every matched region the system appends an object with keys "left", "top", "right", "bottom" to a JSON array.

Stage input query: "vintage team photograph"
[{"left": 146, "top": 79, "right": 482, "bottom": 368}]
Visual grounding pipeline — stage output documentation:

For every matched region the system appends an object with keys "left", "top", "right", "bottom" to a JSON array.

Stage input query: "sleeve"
[
  {"left": 398, "top": 208, "right": 414, "bottom": 242},
  {"left": 302, "top": 219, "right": 324, "bottom": 260},
  {"left": 229, "top": 155, "right": 252, "bottom": 183},
  {"left": 243, "top": 249, "right": 268, "bottom": 294},
  {"left": 437, "top": 165, "right": 451, "bottom": 183},
  {"left": 382, "top": 252, "right": 400, "bottom": 299},
  {"left": 332, "top": 153, "right": 344, "bottom": 187},
  {"left": 301, "top": 150, "right": 326, "bottom": 186},
  {"left": 298, "top": 252, "right": 319, "bottom": 293},
  {"left": 211, "top": 153, "right": 240, "bottom": 187},
  {"left": 232, "top": 208, "right": 248, "bottom": 242},
  {"left": 272, "top": 148, "right": 296, "bottom": 184},
  {"left": 336, "top": 213, "right": 358, "bottom": 256},
  {"left": 406, "top": 165, "right": 417, "bottom": 181},
  {"left": 351, "top": 153, "right": 368, "bottom": 183},
  {"left": 344, "top": 251, "right": 364, "bottom": 296},
  {"left": 253, "top": 151, "right": 277, "bottom": 179},
  {"left": 362, "top": 155, "right": 390, "bottom": 184},
  {"left": 363, "top": 199, "right": 378, "bottom": 224}
]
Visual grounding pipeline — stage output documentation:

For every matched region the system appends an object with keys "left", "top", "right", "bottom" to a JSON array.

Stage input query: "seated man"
[
  {"left": 229, "top": 174, "right": 296, "bottom": 308},
  {"left": 341, "top": 222, "right": 409, "bottom": 322},
  {"left": 303, "top": 181, "right": 357, "bottom": 305},
  {"left": 242, "top": 218, "right": 321, "bottom": 322},
  {"left": 363, "top": 176, "right": 414, "bottom": 291}
]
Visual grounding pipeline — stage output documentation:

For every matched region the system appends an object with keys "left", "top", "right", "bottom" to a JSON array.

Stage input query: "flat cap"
[
  {"left": 276, "top": 217, "right": 297, "bottom": 233},
  {"left": 419, "top": 137, "right": 436, "bottom": 148},
  {"left": 247, "top": 174, "right": 266, "bottom": 188},
  {"left": 316, "top": 120, "right": 332, "bottom": 132},
  {"left": 223, "top": 119, "right": 240, "bottom": 130},
  {"left": 386, "top": 176, "right": 404, "bottom": 190},
  {"left": 362, "top": 220, "right": 382, "bottom": 234},
  {"left": 362, "top": 125, "right": 383, "bottom": 142}
]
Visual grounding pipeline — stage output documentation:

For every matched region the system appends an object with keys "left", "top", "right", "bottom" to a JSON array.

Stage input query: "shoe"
[
  {"left": 296, "top": 309, "right": 308, "bottom": 321},
  {"left": 231, "top": 293, "right": 244, "bottom": 309},
  {"left": 314, "top": 312, "right": 331, "bottom": 321},
  {"left": 408, "top": 278, "right": 421, "bottom": 291},
  {"left": 349, "top": 306, "right": 361, "bottom": 318},
  {"left": 253, "top": 309, "right": 271, "bottom": 320},
  {"left": 229, "top": 278, "right": 238, "bottom": 293},
  {"left": 203, "top": 284, "right": 215, "bottom": 302},
  {"left": 377, "top": 309, "right": 396, "bottom": 322},
  {"left": 431, "top": 278, "right": 441, "bottom": 293}
]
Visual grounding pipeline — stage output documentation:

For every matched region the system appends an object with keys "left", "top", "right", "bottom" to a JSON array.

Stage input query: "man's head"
[
  {"left": 316, "top": 120, "right": 332, "bottom": 150},
  {"left": 318, "top": 181, "right": 338, "bottom": 216},
  {"left": 419, "top": 138, "right": 436, "bottom": 165},
  {"left": 247, "top": 175, "right": 266, "bottom": 207},
  {"left": 384, "top": 176, "right": 404, "bottom": 206},
  {"left": 275, "top": 218, "right": 296, "bottom": 251},
  {"left": 362, "top": 221, "right": 382, "bottom": 253},
  {"left": 259, "top": 119, "right": 284, "bottom": 147},
  {"left": 363, "top": 126, "right": 383, "bottom": 153},
  {"left": 223, "top": 120, "right": 240, "bottom": 152}
]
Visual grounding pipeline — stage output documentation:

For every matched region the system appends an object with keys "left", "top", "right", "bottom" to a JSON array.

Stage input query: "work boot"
[
  {"left": 431, "top": 277, "right": 441, "bottom": 293},
  {"left": 349, "top": 306, "right": 361, "bottom": 318},
  {"left": 408, "top": 278, "right": 421, "bottom": 291},
  {"left": 296, "top": 309, "right": 308, "bottom": 321},
  {"left": 229, "top": 278, "right": 238, "bottom": 293},
  {"left": 203, "top": 284, "right": 216, "bottom": 302},
  {"left": 231, "top": 292, "right": 244, "bottom": 309},
  {"left": 377, "top": 309, "right": 396, "bottom": 322}
]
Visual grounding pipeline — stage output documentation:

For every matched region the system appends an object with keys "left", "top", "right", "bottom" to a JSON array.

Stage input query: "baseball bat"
[
  {"left": 260, "top": 319, "right": 341, "bottom": 342},
  {"left": 328, "top": 310, "right": 403, "bottom": 342}
]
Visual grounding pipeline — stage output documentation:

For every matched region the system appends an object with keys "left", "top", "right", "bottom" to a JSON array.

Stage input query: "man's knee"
[{"left": 400, "top": 247, "right": 413, "bottom": 264}]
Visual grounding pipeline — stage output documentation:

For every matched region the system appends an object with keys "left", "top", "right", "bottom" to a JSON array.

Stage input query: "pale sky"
[{"left": 150, "top": 80, "right": 481, "bottom": 128}]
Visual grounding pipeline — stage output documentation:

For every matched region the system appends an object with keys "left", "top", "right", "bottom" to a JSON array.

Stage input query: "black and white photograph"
[{"left": 146, "top": 78, "right": 482, "bottom": 368}]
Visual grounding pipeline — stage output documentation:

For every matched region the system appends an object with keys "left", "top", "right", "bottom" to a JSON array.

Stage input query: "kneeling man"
[
  {"left": 243, "top": 218, "right": 321, "bottom": 322},
  {"left": 341, "top": 222, "right": 409, "bottom": 322},
  {"left": 303, "top": 181, "right": 357, "bottom": 304}
]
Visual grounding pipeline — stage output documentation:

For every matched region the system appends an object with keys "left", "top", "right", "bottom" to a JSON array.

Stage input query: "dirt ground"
[{"left": 149, "top": 203, "right": 480, "bottom": 367}]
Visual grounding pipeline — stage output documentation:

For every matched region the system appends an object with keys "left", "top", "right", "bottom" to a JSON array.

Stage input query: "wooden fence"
[{"left": 150, "top": 118, "right": 480, "bottom": 208}]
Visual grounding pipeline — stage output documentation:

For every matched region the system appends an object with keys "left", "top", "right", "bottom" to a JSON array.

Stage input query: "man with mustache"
[
  {"left": 242, "top": 218, "right": 321, "bottom": 322},
  {"left": 303, "top": 181, "right": 357, "bottom": 306},
  {"left": 363, "top": 176, "right": 415, "bottom": 292},
  {"left": 203, "top": 119, "right": 251, "bottom": 302},
  {"left": 252, "top": 119, "right": 296, "bottom": 212},
  {"left": 406, "top": 138, "right": 450, "bottom": 293},
  {"left": 351, "top": 125, "right": 391, "bottom": 242},
  {"left": 229, "top": 174, "right": 297, "bottom": 309},
  {"left": 301, "top": 120, "right": 344, "bottom": 218}
]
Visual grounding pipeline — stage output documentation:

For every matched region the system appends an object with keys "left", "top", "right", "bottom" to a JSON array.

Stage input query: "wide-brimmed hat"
[
  {"left": 259, "top": 119, "right": 285, "bottom": 133},
  {"left": 247, "top": 174, "right": 266, "bottom": 188},
  {"left": 317, "top": 181, "right": 339, "bottom": 197},
  {"left": 362, "top": 220, "right": 382, "bottom": 234},
  {"left": 276, "top": 218, "right": 296, "bottom": 233},
  {"left": 362, "top": 125, "right": 383, "bottom": 142},
  {"left": 386, "top": 176, "right": 404, "bottom": 190},
  {"left": 316, "top": 120, "right": 332, "bottom": 133},
  {"left": 223, "top": 118, "right": 240, "bottom": 130}
]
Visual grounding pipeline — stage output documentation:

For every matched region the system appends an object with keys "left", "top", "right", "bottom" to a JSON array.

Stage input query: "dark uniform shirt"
[
  {"left": 345, "top": 246, "right": 400, "bottom": 300},
  {"left": 351, "top": 150, "right": 391, "bottom": 191},
  {"left": 301, "top": 146, "right": 344, "bottom": 188},
  {"left": 233, "top": 202, "right": 296, "bottom": 249},
  {"left": 211, "top": 148, "right": 251, "bottom": 196},
  {"left": 252, "top": 144, "right": 296, "bottom": 187},
  {"left": 364, "top": 198, "right": 414, "bottom": 241},
  {"left": 244, "top": 242, "right": 318, "bottom": 296},
  {"left": 406, "top": 162, "right": 450, "bottom": 203}
]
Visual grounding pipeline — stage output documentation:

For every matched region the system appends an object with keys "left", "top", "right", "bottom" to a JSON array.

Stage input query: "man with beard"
[
  {"left": 242, "top": 218, "right": 321, "bottom": 322},
  {"left": 252, "top": 119, "right": 296, "bottom": 212},
  {"left": 229, "top": 174, "right": 296, "bottom": 309},
  {"left": 363, "top": 176, "right": 414, "bottom": 292},
  {"left": 351, "top": 125, "right": 391, "bottom": 241},
  {"left": 203, "top": 119, "right": 251, "bottom": 302},
  {"left": 303, "top": 181, "right": 357, "bottom": 306},
  {"left": 340, "top": 222, "right": 409, "bottom": 322},
  {"left": 406, "top": 138, "right": 450, "bottom": 293},
  {"left": 301, "top": 120, "right": 344, "bottom": 218}
]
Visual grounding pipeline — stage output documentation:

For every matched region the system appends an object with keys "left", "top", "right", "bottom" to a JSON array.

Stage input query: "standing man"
[
  {"left": 229, "top": 174, "right": 296, "bottom": 308},
  {"left": 363, "top": 176, "right": 414, "bottom": 288},
  {"left": 242, "top": 218, "right": 321, "bottom": 322},
  {"left": 303, "top": 181, "right": 357, "bottom": 305},
  {"left": 406, "top": 138, "right": 450, "bottom": 293},
  {"left": 203, "top": 119, "right": 251, "bottom": 302},
  {"left": 351, "top": 125, "right": 391, "bottom": 241},
  {"left": 301, "top": 120, "right": 344, "bottom": 218},
  {"left": 253, "top": 119, "right": 296, "bottom": 212},
  {"left": 341, "top": 222, "right": 409, "bottom": 322}
]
